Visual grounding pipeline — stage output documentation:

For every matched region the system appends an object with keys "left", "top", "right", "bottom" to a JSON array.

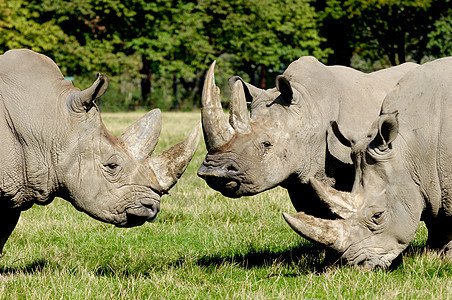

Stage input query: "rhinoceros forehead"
[
  {"left": 249, "top": 89, "right": 278, "bottom": 109},
  {"left": 249, "top": 90, "right": 294, "bottom": 123}
]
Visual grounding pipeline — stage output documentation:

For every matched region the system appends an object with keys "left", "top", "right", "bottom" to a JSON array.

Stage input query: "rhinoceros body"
[
  {"left": 198, "top": 57, "right": 418, "bottom": 216},
  {"left": 0, "top": 49, "right": 200, "bottom": 255},
  {"left": 285, "top": 57, "right": 452, "bottom": 269}
]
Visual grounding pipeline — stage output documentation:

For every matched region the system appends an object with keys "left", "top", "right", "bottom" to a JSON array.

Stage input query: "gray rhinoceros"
[
  {"left": 0, "top": 49, "right": 200, "bottom": 255},
  {"left": 284, "top": 57, "right": 452, "bottom": 269},
  {"left": 198, "top": 57, "right": 417, "bottom": 217}
]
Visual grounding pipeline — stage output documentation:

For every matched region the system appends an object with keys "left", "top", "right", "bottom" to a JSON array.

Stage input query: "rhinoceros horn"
[
  {"left": 201, "top": 61, "right": 235, "bottom": 150},
  {"left": 118, "top": 109, "right": 201, "bottom": 193},
  {"left": 310, "top": 178, "right": 360, "bottom": 219},
  {"left": 148, "top": 124, "right": 201, "bottom": 193},
  {"left": 228, "top": 76, "right": 264, "bottom": 99},
  {"left": 283, "top": 211, "right": 348, "bottom": 252},
  {"left": 283, "top": 178, "right": 361, "bottom": 252},
  {"left": 229, "top": 80, "right": 251, "bottom": 134},
  {"left": 68, "top": 73, "right": 109, "bottom": 112},
  {"left": 119, "top": 109, "right": 162, "bottom": 160}
]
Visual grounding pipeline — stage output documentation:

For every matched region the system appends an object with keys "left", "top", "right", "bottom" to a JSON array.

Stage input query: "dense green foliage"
[
  {"left": 0, "top": 111, "right": 450, "bottom": 299},
  {"left": 316, "top": 0, "right": 452, "bottom": 70},
  {"left": 0, "top": 0, "right": 451, "bottom": 109}
]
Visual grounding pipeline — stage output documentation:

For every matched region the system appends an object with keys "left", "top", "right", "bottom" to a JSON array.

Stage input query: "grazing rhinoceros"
[
  {"left": 0, "top": 49, "right": 200, "bottom": 255},
  {"left": 198, "top": 57, "right": 418, "bottom": 217},
  {"left": 284, "top": 57, "right": 452, "bottom": 269}
]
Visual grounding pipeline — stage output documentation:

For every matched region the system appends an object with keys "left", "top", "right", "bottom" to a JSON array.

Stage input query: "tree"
[
  {"left": 426, "top": 7, "right": 452, "bottom": 58},
  {"left": 317, "top": 0, "right": 451, "bottom": 69},
  {"left": 200, "top": 0, "right": 328, "bottom": 87},
  {"left": 0, "top": 0, "right": 69, "bottom": 59},
  {"left": 124, "top": 0, "right": 215, "bottom": 107}
]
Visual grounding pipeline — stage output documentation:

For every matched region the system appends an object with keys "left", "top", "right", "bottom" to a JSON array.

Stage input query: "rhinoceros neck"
[
  {"left": 281, "top": 174, "right": 338, "bottom": 219},
  {"left": 281, "top": 149, "right": 355, "bottom": 216},
  {"left": 0, "top": 87, "right": 61, "bottom": 209}
]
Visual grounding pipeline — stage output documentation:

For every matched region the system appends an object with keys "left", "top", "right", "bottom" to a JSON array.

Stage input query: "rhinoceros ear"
[
  {"left": 326, "top": 121, "right": 353, "bottom": 165},
  {"left": 228, "top": 76, "right": 263, "bottom": 102},
  {"left": 118, "top": 109, "right": 162, "bottom": 160},
  {"left": 68, "top": 73, "right": 108, "bottom": 112},
  {"left": 276, "top": 75, "right": 293, "bottom": 106},
  {"left": 375, "top": 112, "right": 399, "bottom": 150}
]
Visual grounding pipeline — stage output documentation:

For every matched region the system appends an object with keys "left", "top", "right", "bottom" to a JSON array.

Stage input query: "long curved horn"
[
  {"left": 118, "top": 109, "right": 162, "bottom": 160},
  {"left": 283, "top": 212, "right": 348, "bottom": 252},
  {"left": 310, "top": 178, "right": 361, "bottom": 219},
  {"left": 229, "top": 80, "right": 251, "bottom": 133},
  {"left": 149, "top": 124, "right": 201, "bottom": 193},
  {"left": 201, "top": 61, "right": 235, "bottom": 150}
]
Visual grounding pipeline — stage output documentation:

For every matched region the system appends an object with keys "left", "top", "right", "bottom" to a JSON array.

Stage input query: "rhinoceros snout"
[
  {"left": 197, "top": 163, "right": 241, "bottom": 197},
  {"left": 121, "top": 198, "right": 160, "bottom": 227},
  {"left": 140, "top": 198, "right": 160, "bottom": 218}
]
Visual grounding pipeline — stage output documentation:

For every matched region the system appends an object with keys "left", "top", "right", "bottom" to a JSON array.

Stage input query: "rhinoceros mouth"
[
  {"left": 197, "top": 162, "right": 243, "bottom": 197},
  {"left": 117, "top": 197, "right": 160, "bottom": 227},
  {"left": 206, "top": 176, "right": 241, "bottom": 198},
  {"left": 342, "top": 245, "right": 402, "bottom": 270}
]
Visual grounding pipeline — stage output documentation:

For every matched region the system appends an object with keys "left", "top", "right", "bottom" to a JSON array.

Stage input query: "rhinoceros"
[
  {"left": 198, "top": 57, "right": 418, "bottom": 217},
  {"left": 284, "top": 57, "right": 452, "bottom": 269},
  {"left": 0, "top": 49, "right": 200, "bottom": 255}
]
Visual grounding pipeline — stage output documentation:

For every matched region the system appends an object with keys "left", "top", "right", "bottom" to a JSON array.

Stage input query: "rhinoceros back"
[
  {"left": 0, "top": 49, "right": 69, "bottom": 209},
  {"left": 324, "top": 62, "right": 418, "bottom": 164}
]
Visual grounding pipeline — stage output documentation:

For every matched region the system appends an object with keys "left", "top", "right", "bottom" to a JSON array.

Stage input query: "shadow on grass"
[
  {"left": 94, "top": 244, "right": 448, "bottom": 278},
  {"left": 93, "top": 243, "right": 333, "bottom": 278},
  {"left": 403, "top": 244, "right": 428, "bottom": 257},
  {"left": 0, "top": 258, "right": 47, "bottom": 275},
  {"left": 195, "top": 243, "right": 337, "bottom": 274}
]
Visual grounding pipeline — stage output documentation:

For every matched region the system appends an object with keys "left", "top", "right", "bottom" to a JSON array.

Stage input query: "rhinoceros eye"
[
  {"left": 102, "top": 155, "right": 123, "bottom": 178},
  {"left": 106, "top": 163, "right": 119, "bottom": 170},
  {"left": 262, "top": 141, "right": 272, "bottom": 148},
  {"left": 371, "top": 211, "right": 384, "bottom": 223}
]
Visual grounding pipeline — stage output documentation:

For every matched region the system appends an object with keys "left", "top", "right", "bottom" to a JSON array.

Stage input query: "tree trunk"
[
  {"left": 172, "top": 73, "right": 179, "bottom": 110},
  {"left": 259, "top": 64, "right": 266, "bottom": 89},
  {"left": 141, "top": 55, "right": 152, "bottom": 107}
]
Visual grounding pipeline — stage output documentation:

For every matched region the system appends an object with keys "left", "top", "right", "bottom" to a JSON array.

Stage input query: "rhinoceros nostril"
[
  {"left": 227, "top": 165, "right": 238, "bottom": 172},
  {"left": 140, "top": 199, "right": 160, "bottom": 217}
]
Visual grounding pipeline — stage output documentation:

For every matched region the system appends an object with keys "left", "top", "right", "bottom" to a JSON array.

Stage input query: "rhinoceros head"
[
  {"left": 283, "top": 113, "right": 424, "bottom": 269},
  {"left": 59, "top": 74, "right": 200, "bottom": 227},
  {"left": 198, "top": 62, "right": 324, "bottom": 197}
]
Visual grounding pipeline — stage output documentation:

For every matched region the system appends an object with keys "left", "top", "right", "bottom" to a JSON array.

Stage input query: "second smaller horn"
[{"left": 229, "top": 80, "right": 251, "bottom": 134}]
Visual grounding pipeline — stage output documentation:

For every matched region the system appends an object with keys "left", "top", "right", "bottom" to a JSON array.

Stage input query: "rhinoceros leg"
[
  {"left": 0, "top": 209, "right": 20, "bottom": 256},
  {"left": 425, "top": 216, "right": 452, "bottom": 259},
  {"left": 443, "top": 241, "right": 452, "bottom": 262}
]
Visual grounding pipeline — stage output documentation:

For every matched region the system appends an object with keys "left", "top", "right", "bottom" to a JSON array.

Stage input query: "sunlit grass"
[{"left": 0, "top": 111, "right": 450, "bottom": 299}]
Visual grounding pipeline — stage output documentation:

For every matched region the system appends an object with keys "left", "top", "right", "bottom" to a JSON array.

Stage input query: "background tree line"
[{"left": 0, "top": 0, "right": 451, "bottom": 110}]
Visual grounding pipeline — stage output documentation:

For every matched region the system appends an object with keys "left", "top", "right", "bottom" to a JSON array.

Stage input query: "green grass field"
[{"left": 0, "top": 111, "right": 450, "bottom": 299}]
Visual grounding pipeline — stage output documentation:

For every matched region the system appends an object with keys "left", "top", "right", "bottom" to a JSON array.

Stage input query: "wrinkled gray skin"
[
  {"left": 0, "top": 49, "right": 200, "bottom": 255},
  {"left": 284, "top": 57, "right": 452, "bottom": 269},
  {"left": 198, "top": 57, "right": 418, "bottom": 218}
]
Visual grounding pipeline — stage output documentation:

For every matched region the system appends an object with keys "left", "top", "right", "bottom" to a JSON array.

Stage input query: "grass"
[{"left": 0, "top": 111, "right": 451, "bottom": 299}]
